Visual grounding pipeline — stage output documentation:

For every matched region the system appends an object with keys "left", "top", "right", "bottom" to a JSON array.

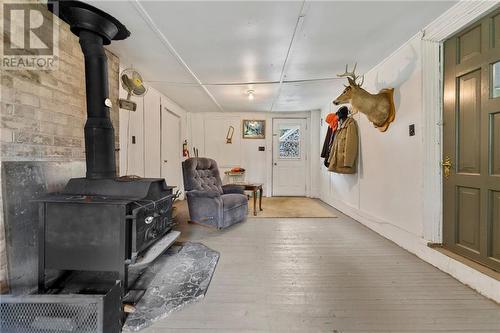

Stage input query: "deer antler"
[
  {"left": 337, "top": 63, "right": 363, "bottom": 86},
  {"left": 357, "top": 75, "right": 364, "bottom": 86}
]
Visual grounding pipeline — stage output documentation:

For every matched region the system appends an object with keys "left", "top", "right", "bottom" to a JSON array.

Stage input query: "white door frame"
[
  {"left": 420, "top": 1, "right": 498, "bottom": 243},
  {"left": 160, "top": 107, "right": 182, "bottom": 190},
  {"left": 271, "top": 117, "right": 310, "bottom": 197}
]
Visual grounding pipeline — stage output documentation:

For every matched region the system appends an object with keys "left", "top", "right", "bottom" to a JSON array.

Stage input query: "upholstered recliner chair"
[{"left": 182, "top": 157, "right": 248, "bottom": 229}]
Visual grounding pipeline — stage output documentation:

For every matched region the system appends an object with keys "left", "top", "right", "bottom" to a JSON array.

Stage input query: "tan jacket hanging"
[{"left": 328, "top": 117, "right": 358, "bottom": 174}]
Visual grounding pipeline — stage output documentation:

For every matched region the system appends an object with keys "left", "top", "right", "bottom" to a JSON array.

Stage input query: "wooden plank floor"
[{"left": 144, "top": 205, "right": 500, "bottom": 332}]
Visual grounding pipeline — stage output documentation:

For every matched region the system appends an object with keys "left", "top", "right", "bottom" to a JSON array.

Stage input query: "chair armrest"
[
  {"left": 186, "top": 190, "right": 221, "bottom": 198},
  {"left": 222, "top": 184, "right": 245, "bottom": 195}
]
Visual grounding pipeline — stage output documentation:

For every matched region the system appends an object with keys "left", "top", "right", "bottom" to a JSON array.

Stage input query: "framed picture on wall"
[{"left": 242, "top": 120, "right": 265, "bottom": 139}]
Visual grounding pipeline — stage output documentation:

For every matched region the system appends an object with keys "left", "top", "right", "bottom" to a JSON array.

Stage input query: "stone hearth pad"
[{"left": 123, "top": 242, "right": 219, "bottom": 331}]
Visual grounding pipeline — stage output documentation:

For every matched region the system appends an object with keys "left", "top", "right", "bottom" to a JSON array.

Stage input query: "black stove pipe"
[
  {"left": 79, "top": 31, "right": 116, "bottom": 179},
  {"left": 48, "top": 1, "right": 130, "bottom": 179}
]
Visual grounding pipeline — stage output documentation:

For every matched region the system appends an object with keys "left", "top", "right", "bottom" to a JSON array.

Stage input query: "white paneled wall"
[
  {"left": 119, "top": 74, "right": 188, "bottom": 193},
  {"left": 188, "top": 112, "right": 270, "bottom": 194},
  {"left": 318, "top": 35, "right": 500, "bottom": 302},
  {"left": 319, "top": 36, "right": 423, "bottom": 238},
  {"left": 188, "top": 111, "right": 320, "bottom": 197},
  {"left": 204, "top": 116, "right": 243, "bottom": 167},
  {"left": 119, "top": 85, "right": 144, "bottom": 177}
]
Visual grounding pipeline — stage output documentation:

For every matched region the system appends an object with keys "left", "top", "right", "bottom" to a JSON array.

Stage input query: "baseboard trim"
[
  {"left": 433, "top": 246, "right": 500, "bottom": 282},
  {"left": 322, "top": 198, "right": 500, "bottom": 303}
]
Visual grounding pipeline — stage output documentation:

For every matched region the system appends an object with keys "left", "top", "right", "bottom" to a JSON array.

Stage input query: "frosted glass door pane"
[{"left": 279, "top": 125, "right": 300, "bottom": 159}]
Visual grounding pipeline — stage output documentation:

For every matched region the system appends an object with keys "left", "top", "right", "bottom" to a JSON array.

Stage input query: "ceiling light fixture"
[{"left": 246, "top": 89, "right": 255, "bottom": 100}]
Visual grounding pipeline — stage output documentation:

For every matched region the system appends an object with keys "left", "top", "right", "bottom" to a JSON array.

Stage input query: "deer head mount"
[{"left": 333, "top": 63, "right": 395, "bottom": 132}]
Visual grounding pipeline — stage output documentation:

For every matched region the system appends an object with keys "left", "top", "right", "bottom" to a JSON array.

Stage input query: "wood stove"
[
  {"left": 38, "top": 179, "right": 176, "bottom": 292},
  {"left": 37, "top": 1, "right": 179, "bottom": 294}
]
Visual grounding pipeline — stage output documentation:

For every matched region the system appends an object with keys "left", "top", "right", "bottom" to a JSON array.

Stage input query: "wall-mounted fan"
[{"left": 119, "top": 68, "right": 147, "bottom": 111}]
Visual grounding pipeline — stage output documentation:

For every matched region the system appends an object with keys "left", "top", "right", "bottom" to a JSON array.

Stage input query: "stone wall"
[{"left": 0, "top": 5, "right": 120, "bottom": 293}]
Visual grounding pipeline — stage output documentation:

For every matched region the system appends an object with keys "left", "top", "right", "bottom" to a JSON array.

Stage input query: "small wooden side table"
[{"left": 231, "top": 183, "right": 263, "bottom": 216}]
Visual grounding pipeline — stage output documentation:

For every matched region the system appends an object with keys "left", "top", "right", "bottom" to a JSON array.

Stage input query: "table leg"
[
  {"left": 259, "top": 187, "right": 263, "bottom": 211},
  {"left": 253, "top": 190, "right": 257, "bottom": 216}
]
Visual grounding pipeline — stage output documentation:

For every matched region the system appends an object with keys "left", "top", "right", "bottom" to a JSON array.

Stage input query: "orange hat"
[{"left": 325, "top": 113, "right": 338, "bottom": 130}]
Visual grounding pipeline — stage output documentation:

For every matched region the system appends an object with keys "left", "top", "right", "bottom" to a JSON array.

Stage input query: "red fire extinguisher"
[{"left": 182, "top": 140, "right": 190, "bottom": 158}]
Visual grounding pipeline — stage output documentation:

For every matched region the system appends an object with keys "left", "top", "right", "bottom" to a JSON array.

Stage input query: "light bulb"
[{"left": 247, "top": 90, "right": 255, "bottom": 100}]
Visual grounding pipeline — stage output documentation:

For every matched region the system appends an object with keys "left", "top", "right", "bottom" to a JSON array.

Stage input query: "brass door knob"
[{"left": 441, "top": 156, "right": 453, "bottom": 179}]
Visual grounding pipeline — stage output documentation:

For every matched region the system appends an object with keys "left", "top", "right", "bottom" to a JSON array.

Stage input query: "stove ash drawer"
[{"left": 130, "top": 195, "right": 174, "bottom": 255}]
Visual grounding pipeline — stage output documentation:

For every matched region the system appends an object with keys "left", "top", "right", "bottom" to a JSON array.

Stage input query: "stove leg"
[
  {"left": 119, "top": 266, "right": 128, "bottom": 295},
  {"left": 38, "top": 270, "right": 45, "bottom": 293}
]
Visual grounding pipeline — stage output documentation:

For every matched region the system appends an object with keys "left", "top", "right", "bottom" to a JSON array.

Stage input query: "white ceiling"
[{"left": 88, "top": 1, "right": 456, "bottom": 113}]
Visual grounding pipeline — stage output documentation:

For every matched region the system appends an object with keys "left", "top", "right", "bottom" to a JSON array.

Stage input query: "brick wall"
[{"left": 0, "top": 6, "right": 120, "bottom": 293}]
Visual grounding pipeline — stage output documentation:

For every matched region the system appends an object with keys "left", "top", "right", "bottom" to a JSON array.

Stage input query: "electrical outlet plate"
[{"left": 409, "top": 124, "right": 415, "bottom": 136}]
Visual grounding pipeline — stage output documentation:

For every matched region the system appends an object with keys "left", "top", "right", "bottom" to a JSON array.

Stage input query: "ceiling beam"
[
  {"left": 270, "top": 0, "right": 309, "bottom": 112},
  {"left": 131, "top": 0, "right": 225, "bottom": 111},
  {"left": 144, "top": 76, "right": 344, "bottom": 87}
]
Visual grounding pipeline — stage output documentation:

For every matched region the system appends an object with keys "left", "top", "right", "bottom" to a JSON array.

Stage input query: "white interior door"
[
  {"left": 143, "top": 89, "right": 161, "bottom": 178},
  {"left": 272, "top": 118, "right": 307, "bottom": 196},
  {"left": 161, "top": 108, "right": 182, "bottom": 191}
]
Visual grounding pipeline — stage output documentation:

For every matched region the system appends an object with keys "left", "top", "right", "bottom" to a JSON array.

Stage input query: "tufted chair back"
[{"left": 182, "top": 157, "right": 223, "bottom": 193}]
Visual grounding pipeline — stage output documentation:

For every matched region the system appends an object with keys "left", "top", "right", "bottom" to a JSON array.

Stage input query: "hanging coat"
[
  {"left": 321, "top": 126, "right": 333, "bottom": 158},
  {"left": 321, "top": 113, "right": 340, "bottom": 166},
  {"left": 328, "top": 117, "right": 358, "bottom": 174}
]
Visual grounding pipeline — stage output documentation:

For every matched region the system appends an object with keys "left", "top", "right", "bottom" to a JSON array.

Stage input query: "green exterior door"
[{"left": 443, "top": 8, "right": 500, "bottom": 271}]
